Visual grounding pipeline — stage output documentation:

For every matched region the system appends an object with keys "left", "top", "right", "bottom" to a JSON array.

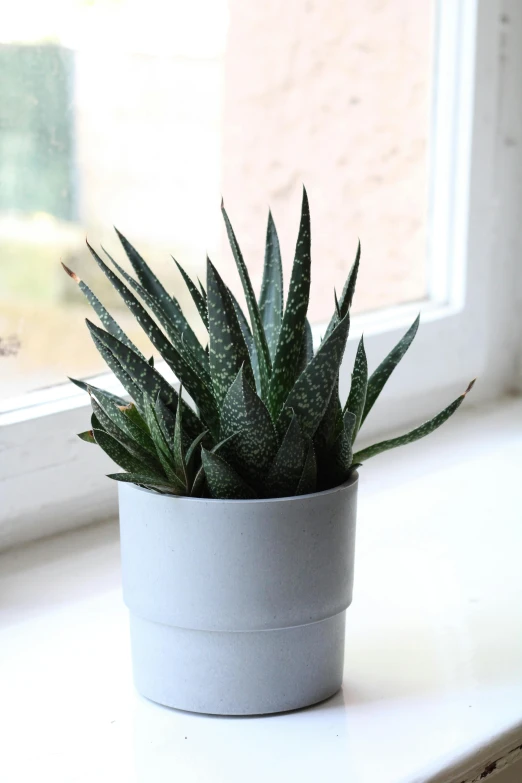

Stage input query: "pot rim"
[{"left": 120, "top": 470, "right": 359, "bottom": 505}]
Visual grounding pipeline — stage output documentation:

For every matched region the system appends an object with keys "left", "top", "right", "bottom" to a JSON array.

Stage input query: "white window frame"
[{"left": 1, "top": 0, "right": 521, "bottom": 550}]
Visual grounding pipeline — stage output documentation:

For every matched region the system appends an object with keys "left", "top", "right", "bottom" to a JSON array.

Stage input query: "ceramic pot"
[{"left": 119, "top": 472, "right": 358, "bottom": 715}]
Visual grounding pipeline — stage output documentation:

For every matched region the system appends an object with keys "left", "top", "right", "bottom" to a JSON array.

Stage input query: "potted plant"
[{"left": 65, "top": 189, "right": 474, "bottom": 715}]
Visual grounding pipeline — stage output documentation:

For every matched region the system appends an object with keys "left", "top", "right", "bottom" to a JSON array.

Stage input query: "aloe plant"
[{"left": 65, "top": 188, "right": 474, "bottom": 499}]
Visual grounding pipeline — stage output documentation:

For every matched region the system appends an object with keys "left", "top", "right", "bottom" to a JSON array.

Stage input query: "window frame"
[{"left": 1, "top": 0, "right": 521, "bottom": 550}]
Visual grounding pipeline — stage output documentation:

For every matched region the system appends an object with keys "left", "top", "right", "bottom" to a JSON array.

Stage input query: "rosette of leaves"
[{"left": 65, "top": 188, "right": 474, "bottom": 499}]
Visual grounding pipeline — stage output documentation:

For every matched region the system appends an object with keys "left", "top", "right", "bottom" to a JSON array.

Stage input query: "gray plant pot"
[{"left": 118, "top": 472, "right": 359, "bottom": 715}]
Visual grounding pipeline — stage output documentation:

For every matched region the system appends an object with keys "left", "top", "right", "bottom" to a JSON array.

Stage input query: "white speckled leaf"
[
  {"left": 296, "top": 318, "right": 314, "bottom": 378},
  {"left": 201, "top": 447, "right": 255, "bottom": 500},
  {"left": 259, "top": 210, "right": 284, "bottom": 362},
  {"left": 354, "top": 380, "right": 475, "bottom": 462},
  {"left": 93, "top": 428, "right": 150, "bottom": 475},
  {"left": 90, "top": 397, "right": 161, "bottom": 472},
  {"left": 295, "top": 442, "right": 317, "bottom": 496},
  {"left": 227, "top": 286, "right": 261, "bottom": 393},
  {"left": 265, "top": 414, "right": 307, "bottom": 498},
  {"left": 185, "top": 430, "right": 208, "bottom": 485},
  {"left": 313, "top": 377, "right": 343, "bottom": 458},
  {"left": 102, "top": 245, "right": 208, "bottom": 373},
  {"left": 323, "top": 241, "right": 360, "bottom": 341},
  {"left": 172, "top": 392, "right": 188, "bottom": 487},
  {"left": 87, "top": 385, "right": 156, "bottom": 455},
  {"left": 107, "top": 472, "right": 185, "bottom": 495},
  {"left": 207, "top": 258, "right": 255, "bottom": 407},
  {"left": 86, "top": 322, "right": 204, "bottom": 439},
  {"left": 62, "top": 261, "right": 143, "bottom": 358},
  {"left": 69, "top": 377, "right": 127, "bottom": 407},
  {"left": 89, "top": 332, "right": 145, "bottom": 409},
  {"left": 142, "top": 396, "right": 183, "bottom": 485},
  {"left": 154, "top": 397, "right": 176, "bottom": 445},
  {"left": 345, "top": 335, "right": 368, "bottom": 441},
  {"left": 78, "top": 430, "right": 96, "bottom": 444},
  {"left": 114, "top": 229, "right": 204, "bottom": 360},
  {"left": 190, "top": 432, "right": 241, "bottom": 497},
  {"left": 362, "top": 314, "right": 420, "bottom": 425},
  {"left": 172, "top": 257, "right": 209, "bottom": 330},
  {"left": 88, "top": 243, "right": 215, "bottom": 422},
  {"left": 221, "top": 203, "right": 272, "bottom": 400},
  {"left": 87, "top": 321, "right": 215, "bottom": 435},
  {"left": 282, "top": 310, "right": 350, "bottom": 438},
  {"left": 268, "top": 187, "right": 311, "bottom": 417},
  {"left": 220, "top": 367, "right": 278, "bottom": 488}
]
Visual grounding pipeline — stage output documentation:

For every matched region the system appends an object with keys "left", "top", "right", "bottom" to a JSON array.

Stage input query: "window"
[
  {"left": 1, "top": 0, "right": 521, "bottom": 547},
  {"left": 2, "top": 0, "right": 432, "bottom": 399}
]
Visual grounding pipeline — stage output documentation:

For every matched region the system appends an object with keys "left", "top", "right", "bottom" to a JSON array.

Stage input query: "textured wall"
[{"left": 222, "top": 0, "right": 432, "bottom": 320}]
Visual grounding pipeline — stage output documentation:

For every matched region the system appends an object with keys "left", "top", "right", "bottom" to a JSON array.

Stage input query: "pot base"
[{"left": 129, "top": 610, "right": 346, "bottom": 715}]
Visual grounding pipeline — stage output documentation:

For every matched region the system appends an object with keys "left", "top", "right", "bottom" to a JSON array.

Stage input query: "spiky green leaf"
[
  {"left": 343, "top": 408, "right": 357, "bottom": 442},
  {"left": 172, "top": 391, "right": 187, "bottom": 486},
  {"left": 228, "top": 287, "right": 261, "bottom": 394},
  {"left": 259, "top": 210, "right": 283, "bottom": 362},
  {"left": 317, "top": 411, "right": 355, "bottom": 491},
  {"left": 345, "top": 335, "right": 368, "bottom": 440},
  {"left": 265, "top": 414, "right": 307, "bottom": 498},
  {"left": 86, "top": 385, "right": 156, "bottom": 455},
  {"left": 324, "top": 241, "right": 361, "bottom": 341},
  {"left": 89, "top": 243, "right": 214, "bottom": 418},
  {"left": 93, "top": 428, "right": 149, "bottom": 474},
  {"left": 90, "top": 397, "right": 162, "bottom": 472},
  {"left": 154, "top": 396, "right": 176, "bottom": 445},
  {"left": 114, "top": 229, "right": 197, "bottom": 342},
  {"left": 221, "top": 202, "right": 272, "bottom": 399},
  {"left": 69, "top": 377, "right": 127, "bottom": 407},
  {"left": 185, "top": 430, "right": 209, "bottom": 482},
  {"left": 296, "top": 318, "right": 314, "bottom": 377},
  {"left": 220, "top": 367, "right": 278, "bottom": 488},
  {"left": 207, "top": 258, "right": 254, "bottom": 406},
  {"left": 78, "top": 430, "right": 96, "bottom": 444},
  {"left": 354, "top": 380, "right": 475, "bottom": 462},
  {"left": 296, "top": 442, "right": 317, "bottom": 495},
  {"left": 362, "top": 314, "right": 420, "bottom": 425},
  {"left": 281, "top": 310, "right": 350, "bottom": 438},
  {"left": 107, "top": 472, "right": 185, "bottom": 494},
  {"left": 268, "top": 187, "right": 311, "bottom": 416},
  {"left": 201, "top": 447, "right": 255, "bottom": 500},
  {"left": 313, "top": 377, "right": 343, "bottom": 459},
  {"left": 142, "top": 397, "right": 181, "bottom": 483},
  {"left": 172, "top": 257, "right": 209, "bottom": 330},
  {"left": 61, "top": 263, "right": 144, "bottom": 358},
  {"left": 121, "top": 402, "right": 148, "bottom": 432},
  {"left": 85, "top": 335, "right": 146, "bottom": 409},
  {"left": 190, "top": 432, "right": 241, "bottom": 497},
  {"left": 103, "top": 244, "right": 208, "bottom": 373},
  {"left": 87, "top": 322, "right": 205, "bottom": 439}
]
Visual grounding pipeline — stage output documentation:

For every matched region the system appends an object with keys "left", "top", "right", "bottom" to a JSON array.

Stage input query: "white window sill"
[{"left": 1, "top": 396, "right": 522, "bottom": 783}]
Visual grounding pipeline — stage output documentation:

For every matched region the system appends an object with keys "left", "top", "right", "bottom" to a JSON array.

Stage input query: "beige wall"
[{"left": 222, "top": 0, "right": 432, "bottom": 320}]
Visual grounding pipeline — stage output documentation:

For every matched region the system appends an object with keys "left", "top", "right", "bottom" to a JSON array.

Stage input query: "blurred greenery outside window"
[{"left": 0, "top": 44, "right": 76, "bottom": 221}]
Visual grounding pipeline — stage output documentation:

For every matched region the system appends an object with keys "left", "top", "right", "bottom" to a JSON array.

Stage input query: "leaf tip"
[
  {"left": 61, "top": 262, "right": 80, "bottom": 283},
  {"left": 464, "top": 378, "right": 476, "bottom": 395}
]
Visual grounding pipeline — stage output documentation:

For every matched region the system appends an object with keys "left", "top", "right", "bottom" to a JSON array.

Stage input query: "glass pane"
[{"left": 0, "top": 0, "right": 432, "bottom": 400}]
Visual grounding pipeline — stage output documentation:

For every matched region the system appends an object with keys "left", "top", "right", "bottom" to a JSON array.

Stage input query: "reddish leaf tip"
[
  {"left": 61, "top": 262, "right": 80, "bottom": 283},
  {"left": 465, "top": 378, "right": 477, "bottom": 395}
]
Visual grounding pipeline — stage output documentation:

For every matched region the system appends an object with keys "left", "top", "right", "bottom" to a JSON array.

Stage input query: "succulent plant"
[{"left": 65, "top": 188, "right": 474, "bottom": 499}]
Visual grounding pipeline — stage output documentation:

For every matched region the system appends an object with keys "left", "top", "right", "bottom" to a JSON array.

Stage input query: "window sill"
[{"left": 1, "top": 396, "right": 521, "bottom": 783}]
